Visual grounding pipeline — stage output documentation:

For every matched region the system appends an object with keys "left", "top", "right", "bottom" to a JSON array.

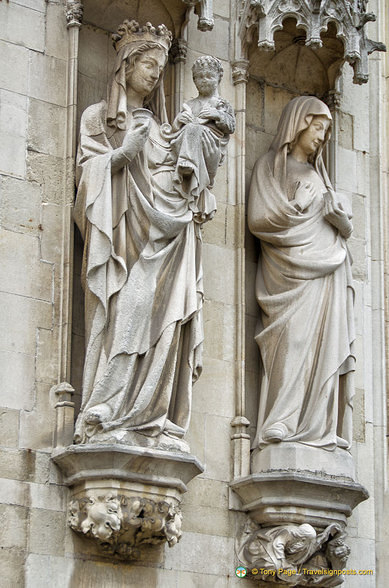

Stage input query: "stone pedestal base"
[
  {"left": 251, "top": 443, "right": 356, "bottom": 480},
  {"left": 231, "top": 444, "right": 367, "bottom": 528},
  {"left": 232, "top": 444, "right": 369, "bottom": 585},
  {"left": 52, "top": 444, "right": 204, "bottom": 558},
  {"left": 231, "top": 470, "right": 368, "bottom": 528}
]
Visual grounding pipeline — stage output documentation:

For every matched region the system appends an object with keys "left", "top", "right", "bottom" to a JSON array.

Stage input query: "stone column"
[
  {"left": 55, "top": 1, "right": 83, "bottom": 390},
  {"left": 52, "top": 382, "right": 75, "bottom": 448},
  {"left": 323, "top": 88, "right": 342, "bottom": 187},
  {"left": 230, "top": 59, "right": 251, "bottom": 480},
  {"left": 170, "top": 36, "right": 188, "bottom": 118}
]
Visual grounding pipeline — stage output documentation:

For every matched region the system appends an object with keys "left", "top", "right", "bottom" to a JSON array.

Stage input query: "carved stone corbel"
[
  {"left": 236, "top": 517, "right": 351, "bottom": 585},
  {"left": 69, "top": 492, "right": 182, "bottom": 558},
  {"left": 53, "top": 444, "right": 203, "bottom": 558},
  {"left": 170, "top": 37, "right": 188, "bottom": 64},
  {"left": 66, "top": 0, "right": 83, "bottom": 28},
  {"left": 182, "top": 0, "right": 215, "bottom": 31},
  {"left": 232, "top": 59, "right": 250, "bottom": 85}
]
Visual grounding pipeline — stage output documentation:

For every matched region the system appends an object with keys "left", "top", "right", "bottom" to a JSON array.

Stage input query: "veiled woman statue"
[
  {"left": 248, "top": 96, "right": 355, "bottom": 452},
  {"left": 73, "top": 20, "right": 221, "bottom": 450}
]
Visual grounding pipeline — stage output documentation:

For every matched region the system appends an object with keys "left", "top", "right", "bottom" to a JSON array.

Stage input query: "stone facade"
[{"left": 0, "top": 1, "right": 387, "bottom": 587}]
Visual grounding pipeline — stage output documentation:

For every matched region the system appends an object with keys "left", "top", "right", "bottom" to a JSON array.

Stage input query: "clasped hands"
[{"left": 291, "top": 182, "right": 352, "bottom": 239}]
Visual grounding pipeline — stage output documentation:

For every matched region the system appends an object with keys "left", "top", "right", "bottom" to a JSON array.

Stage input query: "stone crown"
[{"left": 112, "top": 20, "right": 172, "bottom": 53}]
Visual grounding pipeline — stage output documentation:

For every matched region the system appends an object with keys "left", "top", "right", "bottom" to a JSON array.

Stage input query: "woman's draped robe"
[
  {"left": 248, "top": 151, "right": 355, "bottom": 451},
  {"left": 73, "top": 101, "right": 204, "bottom": 444}
]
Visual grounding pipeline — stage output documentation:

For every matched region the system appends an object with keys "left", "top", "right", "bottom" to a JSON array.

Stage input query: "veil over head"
[
  {"left": 107, "top": 42, "right": 169, "bottom": 130},
  {"left": 270, "top": 96, "right": 333, "bottom": 193}
]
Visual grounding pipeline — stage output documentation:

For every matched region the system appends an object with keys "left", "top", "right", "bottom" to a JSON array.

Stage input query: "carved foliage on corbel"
[
  {"left": 170, "top": 38, "right": 188, "bottom": 64},
  {"left": 66, "top": 0, "right": 84, "bottom": 28},
  {"left": 69, "top": 493, "right": 182, "bottom": 558},
  {"left": 239, "top": 0, "right": 386, "bottom": 84},
  {"left": 322, "top": 89, "right": 342, "bottom": 111},
  {"left": 236, "top": 517, "right": 350, "bottom": 585}
]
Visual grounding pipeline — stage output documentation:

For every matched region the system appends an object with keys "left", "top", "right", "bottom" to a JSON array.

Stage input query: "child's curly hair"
[{"left": 192, "top": 55, "right": 223, "bottom": 82}]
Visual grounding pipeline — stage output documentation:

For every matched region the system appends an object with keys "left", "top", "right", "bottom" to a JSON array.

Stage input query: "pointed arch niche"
[{"left": 227, "top": 9, "right": 379, "bottom": 576}]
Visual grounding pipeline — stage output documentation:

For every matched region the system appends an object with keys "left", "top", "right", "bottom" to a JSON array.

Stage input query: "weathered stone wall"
[
  {"left": 0, "top": 0, "right": 71, "bottom": 585},
  {"left": 382, "top": 0, "right": 389, "bottom": 582}
]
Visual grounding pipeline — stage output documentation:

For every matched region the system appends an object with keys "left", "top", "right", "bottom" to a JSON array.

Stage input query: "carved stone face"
[
  {"left": 81, "top": 499, "right": 121, "bottom": 541},
  {"left": 125, "top": 48, "right": 167, "bottom": 99},
  {"left": 296, "top": 115, "right": 330, "bottom": 158},
  {"left": 193, "top": 69, "right": 220, "bottom": 97}
]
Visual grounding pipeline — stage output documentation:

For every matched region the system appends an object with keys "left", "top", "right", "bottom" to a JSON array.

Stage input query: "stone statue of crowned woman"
[{"left": 73, "top": 20, "right": 233, "bottom": 451}]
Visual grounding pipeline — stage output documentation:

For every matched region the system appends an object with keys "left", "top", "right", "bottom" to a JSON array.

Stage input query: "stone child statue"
[
  {"left": 248, "top": 96, "right": 355, "bottom": 452},
  {"left": 73, "top": 20, "right": 231, "bottom": 450},
  {"left": 162, "top": 55, "right": 235, "bottom": 222}
]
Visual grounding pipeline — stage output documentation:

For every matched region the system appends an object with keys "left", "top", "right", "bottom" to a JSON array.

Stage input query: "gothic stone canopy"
[
  {"left": 239, "top": 0, "right": 386, "bottom": 84},
  {"left": 66, "top": 0, "right": 215, "bottom": 34}
]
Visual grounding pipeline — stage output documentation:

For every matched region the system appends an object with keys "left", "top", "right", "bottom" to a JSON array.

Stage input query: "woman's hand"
[
  {"left": 323, "top": 191, "right": 353, "bottom": 239},
  {"left": 122, "top": 119, "right": 150, "bottom": 159},
  {"left": 290, "top": 181, "right": 316, "bottom": 213},
  {"left": 111, "top": 119, "right": 150, "bottom": 173}
]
